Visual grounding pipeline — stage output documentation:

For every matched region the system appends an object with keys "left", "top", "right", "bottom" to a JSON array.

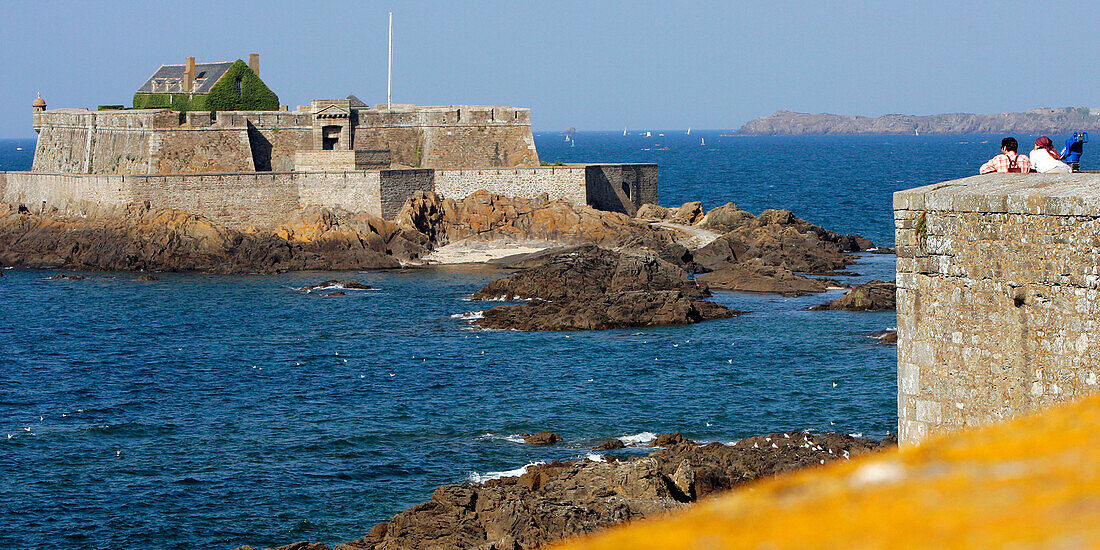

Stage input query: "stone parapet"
[
  {"left": 895, "top": 173, "right": 1100, "bottom": 444},
  {"left": 2, "top": 163, "right": 656, "bottom": 227}
]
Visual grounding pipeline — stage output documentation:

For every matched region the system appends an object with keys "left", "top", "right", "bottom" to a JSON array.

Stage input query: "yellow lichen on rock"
[{"left": 553, "top": 393, "right": 1100, "bottom": 549}]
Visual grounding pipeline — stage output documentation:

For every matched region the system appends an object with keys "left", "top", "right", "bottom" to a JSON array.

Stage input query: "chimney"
[
  {"left": 248, "top": 53, "right": 260, "bottom": 76},
  {"left": 183, "top": 56, "right": 196, "bottom": 93}
]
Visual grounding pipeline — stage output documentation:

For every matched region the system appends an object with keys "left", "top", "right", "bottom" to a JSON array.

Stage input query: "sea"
[{"left": 0, "top": 132, "right": 1088, "bottom": 549}]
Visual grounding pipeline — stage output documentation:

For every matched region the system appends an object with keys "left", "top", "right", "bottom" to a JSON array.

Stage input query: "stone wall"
[
  {"left": 434, "top": 167, "right": 588, "bottom": 204},
  {"left": 895, "top": 173, "right": 1100, "bottom": 445},
  {"left": 3, "top": 162, "right": 656, "bottom": 229},
  {"left": 584, "top": 164, "right": 659, "bottom": 215},
  {"left": 31, "top": 105, "right": 538, "bottom": 175}
]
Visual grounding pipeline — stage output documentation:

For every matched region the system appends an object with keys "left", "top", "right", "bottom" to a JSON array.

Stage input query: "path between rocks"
[
  {"left": 421, "top": 239, "right": 558, "bottom": 264},
  {"left": 650, "top": 221, "right": 722, "bottom": 249}
]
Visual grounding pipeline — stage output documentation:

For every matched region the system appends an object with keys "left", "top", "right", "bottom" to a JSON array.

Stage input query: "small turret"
[{"left": 32, "top": 92, "right": 46, "bottom": 134}]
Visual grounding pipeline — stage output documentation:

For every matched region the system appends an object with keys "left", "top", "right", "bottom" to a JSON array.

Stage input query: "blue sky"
[{"left": 2, "top": 0, "right": 1098, "bottom": 136}]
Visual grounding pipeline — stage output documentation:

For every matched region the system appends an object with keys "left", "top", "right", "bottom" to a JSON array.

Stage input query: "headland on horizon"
[{"left": 736, "top": 107, "right": 1100, "bottom": 136}]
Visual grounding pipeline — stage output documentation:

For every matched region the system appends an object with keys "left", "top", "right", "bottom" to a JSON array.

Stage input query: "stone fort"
[
  {"left": 2, "top": 54, "right": 656, "bottom": 228},
  {"left": 895, "top": 172, "right": 1100, "bottom": 444}
]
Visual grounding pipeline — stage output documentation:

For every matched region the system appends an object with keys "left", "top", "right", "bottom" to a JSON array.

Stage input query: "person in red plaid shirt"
[{"left": 980, "top": 137, "right": 1033, "bottom": 174}]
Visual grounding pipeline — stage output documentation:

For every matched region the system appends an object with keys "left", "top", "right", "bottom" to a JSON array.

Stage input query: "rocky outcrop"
[
  {"left": 523, "top": 432, "right": 563, "bottom": 445},
  {"left": 323, "top": 432, "right": 893, "bottom": 550},
  {"left": 471, "top": 245, "right": 736, "bottom": 331},
  {"left": 0, "top": 203, "right": 426, "bottom": 274},
  {"left": 397, "top": 191, "right": 694, "bottom": 268},
  {"left": 809, "top": 280, "right": 896, "bottom": 311},
  {"left": 736, "top": 108, "right": 1100, "bottom": 136},
  {"left": 697, "top": 259, "right": 846, "bottom": 297}
]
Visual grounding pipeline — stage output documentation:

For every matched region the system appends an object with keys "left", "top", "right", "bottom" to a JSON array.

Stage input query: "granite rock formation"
[
  {"left": 282, "top": 432, "right": 895, "bottom": 550},
  {"left": 0, "top": 203, "right": 425, "bottom": 274},
  {"left": 809, "top": 280, "right": 896, "bottom": 311},
  {"left": 640, "top": 201, "right": 872, "bottom": 296},
  {"left": 736, "top": 108, "right": 1100, "bottom": 136},
  {"left": 471, "top": 245, "right": 736, "bottom": 330}
]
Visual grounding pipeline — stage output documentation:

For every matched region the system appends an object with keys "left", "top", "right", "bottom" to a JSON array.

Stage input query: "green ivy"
[
  {"left": 205, "top": 59, "right": 279, "bottom": 112},
  {"left": 132, "top": 93, "right": 208, "bottom": 112}
]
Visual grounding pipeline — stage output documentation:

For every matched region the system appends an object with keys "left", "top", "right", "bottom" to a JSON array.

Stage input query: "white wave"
[
  {"left": 467, "top": 461, "right": 544, "bottom": 483},
  {"left": 298, "top": 283, "right": 379, "bottom": 293},
  {"left": 585, "top": 453, "right": 605, "bottom": 462},
  {"left": 618, "top": 431, "right": 658, "bottom": 446},
  {"left": 476, "top": 432, "right": 528, "bottom": 444},
  {"left": 450, "top": 311, "right": 484, "bottom": 320}
]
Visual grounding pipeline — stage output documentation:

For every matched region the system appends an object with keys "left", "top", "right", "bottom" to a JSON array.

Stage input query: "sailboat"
[
  {"left": 645, "top": 131, "right": 652, "bottom": 137},
  {"left": 914, "top": 128, "right": 920, "bottom": 136},
  {"left": 623, "top": 127, "right": 627, "bottom": 137},
  {"left": 700, "top": 137, "right": 705, "bottom": 146},
  {"left": 686, "top": 127, "right": 692, "bottom": 135}
]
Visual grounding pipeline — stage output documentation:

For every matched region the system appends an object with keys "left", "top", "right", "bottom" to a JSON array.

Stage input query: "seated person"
[
  {"left": 980, "top": 137, "right": 1032, "bottom": 174},
  {"left": 1060, "top": 133, "right": 1085, "bottom": 171},
  {"left": 1030, "top": 136, "right": 1072, "bottom": 173}
]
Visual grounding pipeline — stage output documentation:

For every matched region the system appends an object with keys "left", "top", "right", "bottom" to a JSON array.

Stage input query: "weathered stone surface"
[
  {"left": 0, "top": 203, "right": 422, "bottom": 274},
  {"left": 136, "top": 274, "right": 159, "bottom": 281},
  {"left": 302, "top": 280, "right": 372, "bottom": 291},
  {"left": 895, "top": 173, "right": 1100, "bottom": 445},
  {"left": 697, "top": 202, "right": 755, "bottom": 233},
  {"left": 478, "top": 290, "right": 736, "bottom": 331},
  {"left": 471, "top": 245, "right": 736, "bottom": 330},
  {"left": 697, "top": 260, "right": 846, "bottom": 297},
  {"left": 595, "top": 439, "right": 625, "bottom": 450},
  {"left": 473, "top": 245, "right": 705, "bottom": 302},
  {"left": 523, "top": 432, "right": 563, "bottom": 445},
  {"left": 810, "top": 280, "right": 896, "bottom": 311},
  {"left": 321, "top": 432, "right": 892, "bottom": 550}
]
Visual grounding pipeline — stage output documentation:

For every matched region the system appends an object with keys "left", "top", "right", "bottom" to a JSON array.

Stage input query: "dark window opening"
[{"left": 322, "top": 125, "right": 341, "bottom": 150}]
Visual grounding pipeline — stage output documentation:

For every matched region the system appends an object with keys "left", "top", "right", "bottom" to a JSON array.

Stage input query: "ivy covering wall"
[
  {"left": 131, "top": 59, "right": 278, "bottom": 112},
  {"left": 205, "top": 60, "right": 279, "bottom": 111}
]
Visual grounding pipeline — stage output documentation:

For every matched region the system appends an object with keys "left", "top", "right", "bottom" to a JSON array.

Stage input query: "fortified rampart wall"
[
  {"left": 1, "top": 163, "right": 656, "bottom": 228},
  {"left": 895, "top": 173, "right": 1100, "bottom": 445},
  {"left": 31, "top": 105, "right": 538, "bottom": 175}
]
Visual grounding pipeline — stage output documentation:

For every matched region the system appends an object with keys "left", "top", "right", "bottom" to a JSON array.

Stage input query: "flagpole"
[{"left": 387, "top": 12, "right": 393, "bottom": 109}]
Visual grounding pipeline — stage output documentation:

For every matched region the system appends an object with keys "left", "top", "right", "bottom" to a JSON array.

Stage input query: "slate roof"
[{"left": 135, "top": 61, "right": 234, "bottom": 94}]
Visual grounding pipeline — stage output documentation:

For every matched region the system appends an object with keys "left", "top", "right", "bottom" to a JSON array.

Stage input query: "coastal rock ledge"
[
  {"left": 239, "top": 432, "right": 892, "bottom": 550},
  {"left": 471, "top": 245, "right": 737, "bottom": 330}
]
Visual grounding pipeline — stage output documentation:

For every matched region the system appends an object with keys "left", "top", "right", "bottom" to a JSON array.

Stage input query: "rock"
[
  {"left": 0, "top": 203, "right": 420, "bottom": 274},
  {"left": 697, "top": 260, "right": 846, "bottom": 297},
  {"left": 323, "top": 431, "right": 890, "bottom": 550},
  {"left": 596, "top": 439, "right": 626, "bottom": 450},
  {"left": 302, "top": 279, "right": 372, "bottom": 291},
  {"left": 635, "top": 203, "right": 671, "bottom": 221},
  {"left": 479, "top": 290, "right": 736, "bottom": 331},
  {"left": 47, "top": 274, "right": 86, "bottom": 280},
  {"left": 136, "top": 274, "right": 159, "bottom": 281},
  {"left": 523, "top": 431, "right": 562, "bottom": 445},
  {"left": 267, "top": 544, "right": 330, "bottom": 550},
  {"left": 472, "top": 245, "right": 737, "bottom": 331},
  {"left": 872, "top": 329, "right": 898, "bottom": 344},
  {"left": 474, "top": 245, "right": 707, "bottom": 302},
  {"left": 698, "top": 202, "right": 755, "bottom": 232},
  {"left": 668, "top": 202, "right": 704, "bottom": 225},
  {"left": 324, "top": 291, "right": 346, "bottom": 297},
  {"left": 809, "top": 280, "right": 896, "bottom": 311},
  {"left": 653, "top": 433, "right": 691, "bottom": 447},
  {"left": 668, "top": 459, "right": 696, "bottom": 501},
  {"left": 870, "top": 246, "right": 896, "bottom": 254}
]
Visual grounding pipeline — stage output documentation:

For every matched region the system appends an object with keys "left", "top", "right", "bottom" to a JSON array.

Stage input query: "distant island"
[{"left": 735, "top": 107, "right": 1100, "bottom": 136}]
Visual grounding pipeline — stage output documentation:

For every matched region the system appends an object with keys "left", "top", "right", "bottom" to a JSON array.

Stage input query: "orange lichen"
[{"left": 552, "top": 393, "right": 1100, "bottom": 549}]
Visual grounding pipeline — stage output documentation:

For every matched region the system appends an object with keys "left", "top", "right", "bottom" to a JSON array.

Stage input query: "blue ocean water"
[{"left": 0, "top": 132, "right": 1082, "bottom": 549}]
